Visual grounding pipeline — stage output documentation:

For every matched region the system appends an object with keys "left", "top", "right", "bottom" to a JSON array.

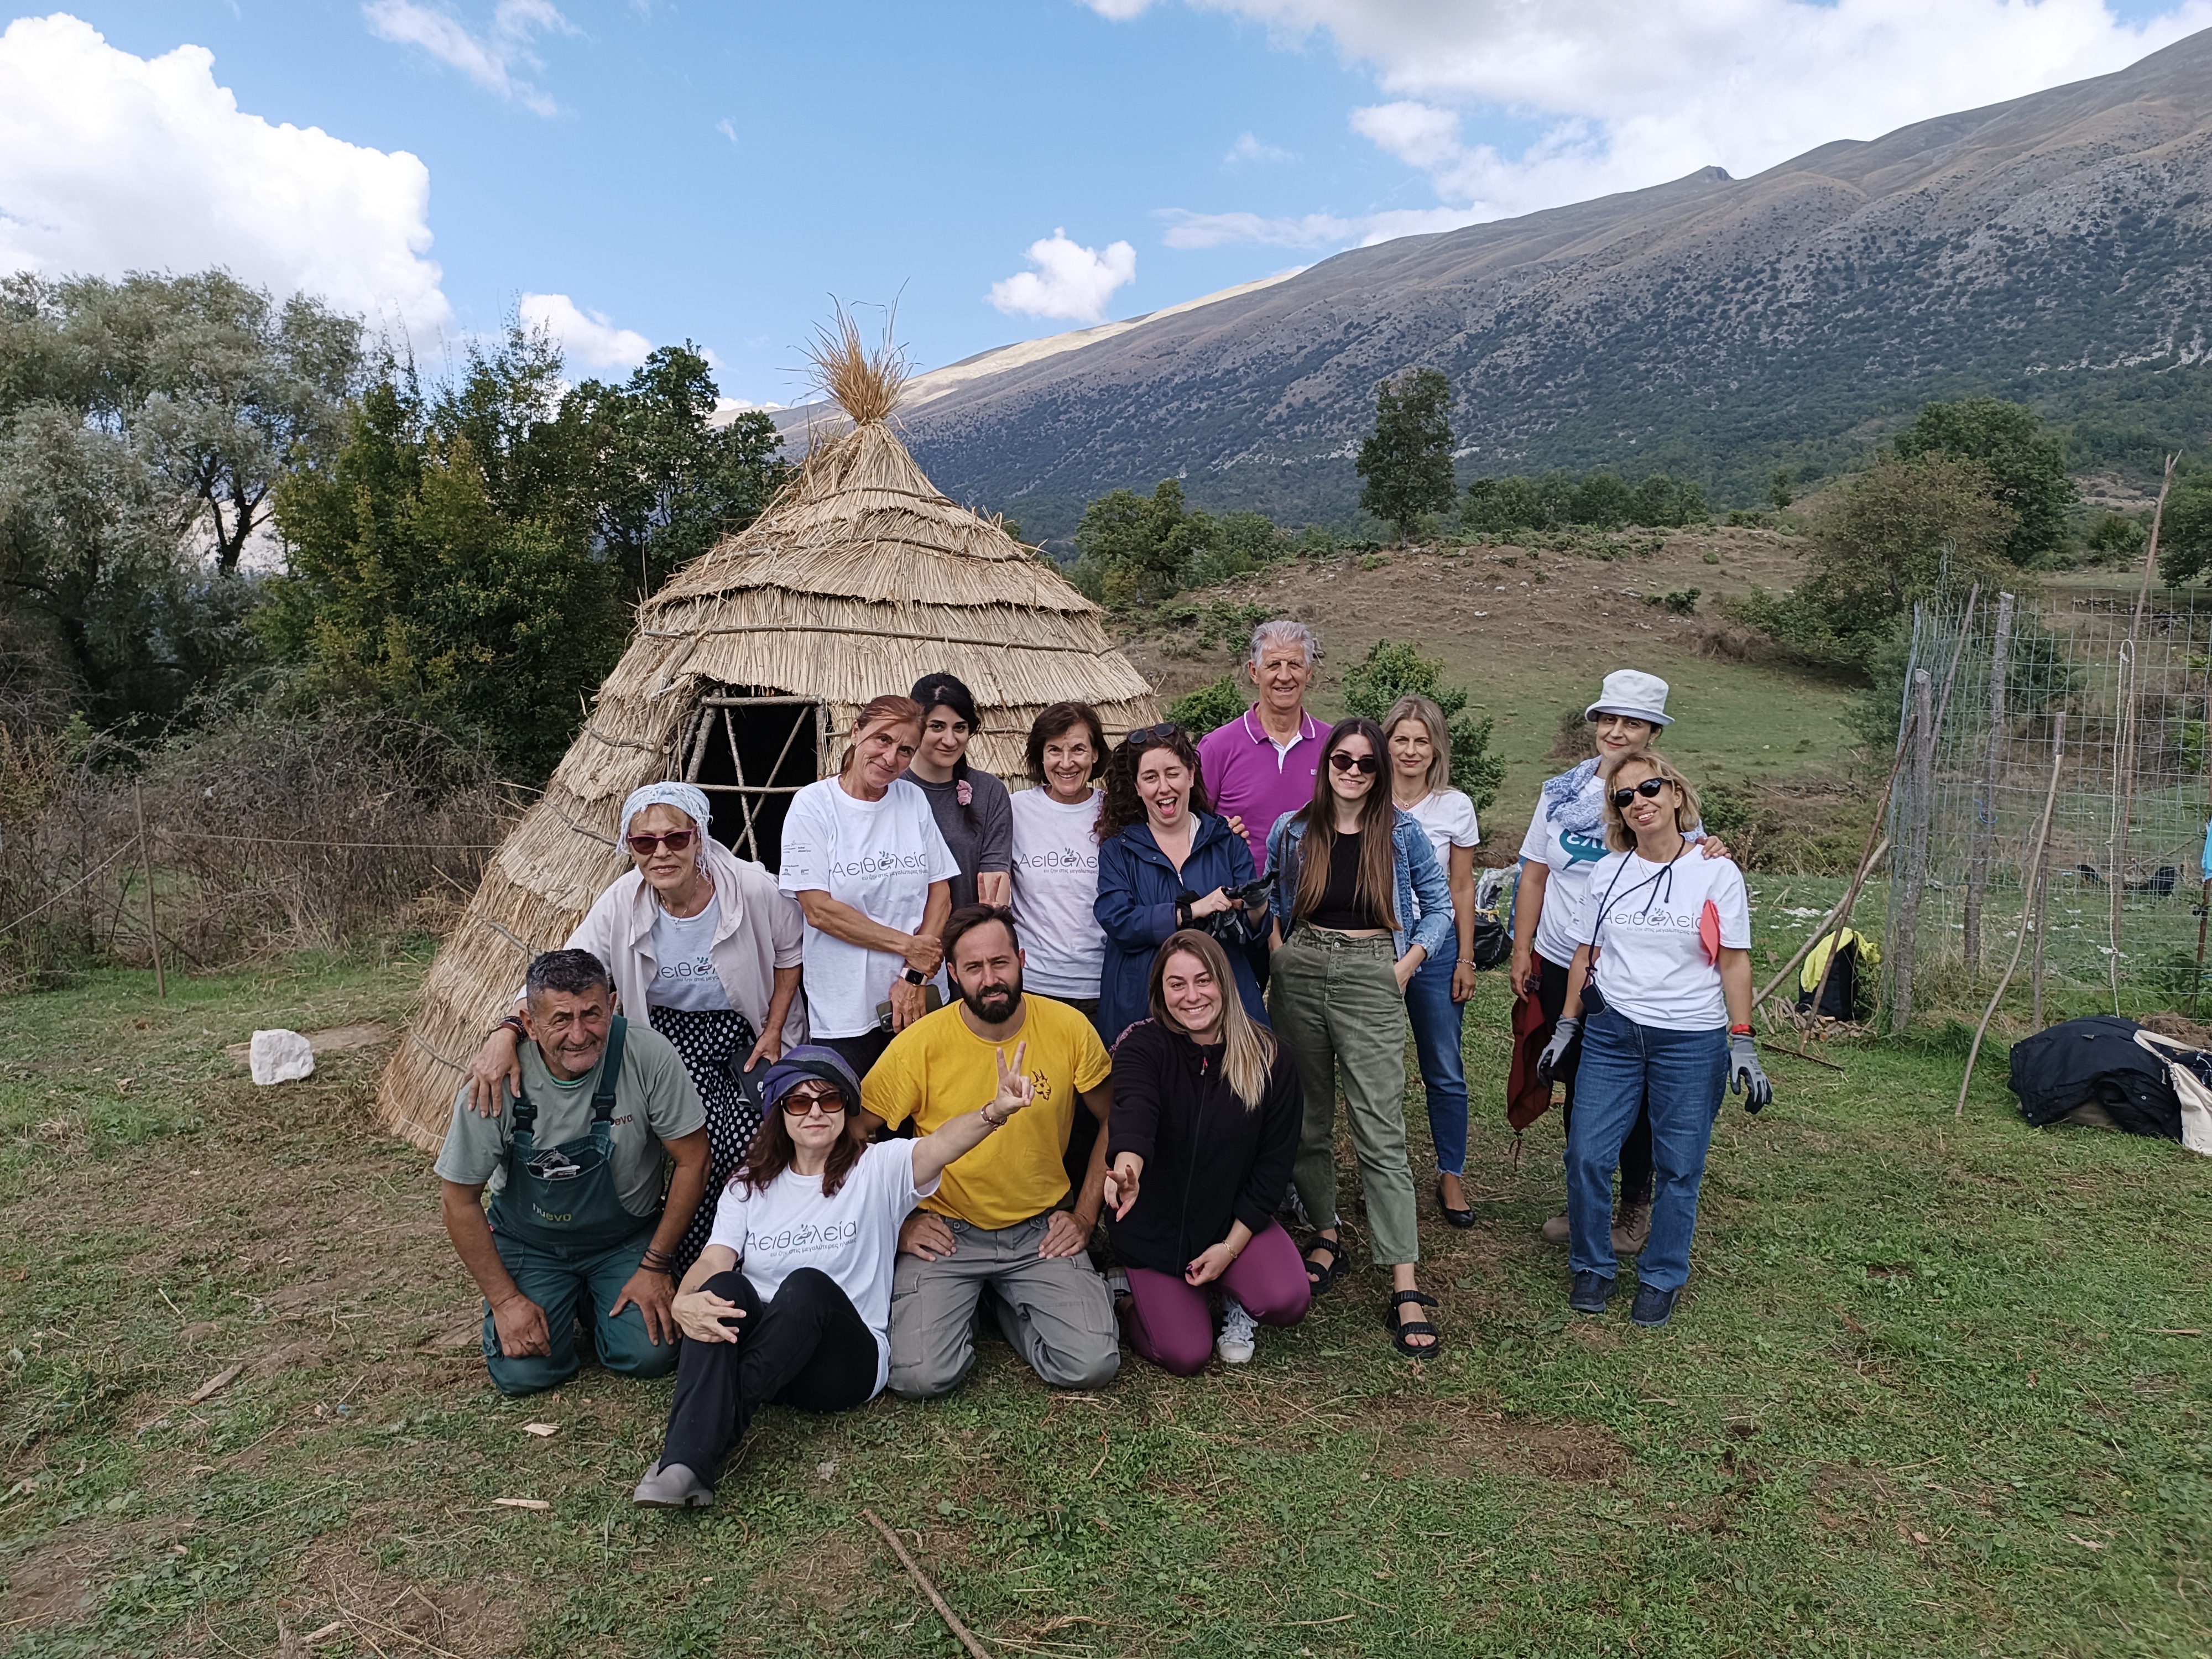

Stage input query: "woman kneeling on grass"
[
  {"left": 1536, "top": 753, "right": 1771, "bottom": 1329},
  {"left": 632, "top": 1042, "right": 1035, "bottom": 1509},
  {"left": 1102, "top": 930, "right": 1308, "bottom": 1373}
]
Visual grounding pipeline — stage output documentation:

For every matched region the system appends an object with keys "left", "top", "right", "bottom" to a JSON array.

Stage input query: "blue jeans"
[
  {"left": 1405, "top": 934, "right": 1469, "bottom": 1176},
  {"left": 1565, "top": 1007, "right": 1727, "bottom": 1293}
]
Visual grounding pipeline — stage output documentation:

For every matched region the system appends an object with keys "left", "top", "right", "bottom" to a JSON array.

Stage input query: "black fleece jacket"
[{"left": 1103, "top": 1018, "right": 1303, "bottom": 1276}]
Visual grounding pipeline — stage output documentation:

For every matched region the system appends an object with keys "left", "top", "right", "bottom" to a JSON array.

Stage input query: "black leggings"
[
  {"left": 1540, "top": 956, "right": 1654, "bottom": 1206},
  {"left": 660, "top": 1268, "right": 878, "bottom": 1481}
]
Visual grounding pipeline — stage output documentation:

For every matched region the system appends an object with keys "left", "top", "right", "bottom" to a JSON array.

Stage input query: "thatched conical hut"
[{"left": 375, "top": 326, "right": 1161, "bottom": 1150}]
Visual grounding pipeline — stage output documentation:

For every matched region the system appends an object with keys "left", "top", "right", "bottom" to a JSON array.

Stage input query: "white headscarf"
[{"left": 619, "top": 781, "right": 714, "bottom": 843}]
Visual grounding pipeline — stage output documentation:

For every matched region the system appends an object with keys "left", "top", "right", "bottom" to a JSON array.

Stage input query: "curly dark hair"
[
  {"left": 1024, "top": 701, "right": 1107, "bottom": 786},
  {"left": 1096, "top": 723, "right": 1211, "bottom": 843}
]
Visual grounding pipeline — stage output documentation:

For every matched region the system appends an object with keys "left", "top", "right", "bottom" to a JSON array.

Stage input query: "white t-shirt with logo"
[
  {"left": 646, "top": 893, "right": 734, "bottom": 1011},
  {"left": 779, "top": 776, "right": 961, "bottom": 1039},
  {"left": 1009, "top": 787, "right": 1105, "bottom": 999},
  {"left": 1402, "top": 789, "right": 1479, "bottom": 921},
  {"left": 1569, "top": 847, "right": 1751, "bottom": 1030},
  {"left": 1519, "top": 768, "right": 1703, "bottom": 969},
  {"left": 705, "top": 1138, "right": 940, "bottom": 1397}
]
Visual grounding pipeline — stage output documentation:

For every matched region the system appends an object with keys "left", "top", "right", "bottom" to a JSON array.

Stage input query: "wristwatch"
[{"left": 901, "top": 967, "right": 928, "bottom": 985}]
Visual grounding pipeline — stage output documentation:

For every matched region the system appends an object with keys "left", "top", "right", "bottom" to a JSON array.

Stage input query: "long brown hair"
[
  {"left": 1096, "top": 724, "right": 1211, "bottom": 843},
  {"left": 1290, "top": 716, "right": 1399, "bottom": 931},
  {"left": 837, "top": 694, "right": 924, "bottom": 782},
  {"left": 1149, "top": 930, "right": 1276, "bottom": 1111}
]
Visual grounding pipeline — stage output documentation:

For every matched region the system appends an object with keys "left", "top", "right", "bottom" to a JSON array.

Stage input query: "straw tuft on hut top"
[{"left": 375, "top": 315, "right": 1161, "bottom": 1150}]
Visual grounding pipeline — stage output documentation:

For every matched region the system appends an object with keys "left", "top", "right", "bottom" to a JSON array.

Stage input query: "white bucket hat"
[{"left": 1585, "top": 669, "right": 1673, "bottom": 728}]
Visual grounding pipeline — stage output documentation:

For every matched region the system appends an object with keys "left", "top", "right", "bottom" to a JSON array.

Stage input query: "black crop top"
[{"left": 1307, "top": 830, "right": 1385, "bottom": 931}]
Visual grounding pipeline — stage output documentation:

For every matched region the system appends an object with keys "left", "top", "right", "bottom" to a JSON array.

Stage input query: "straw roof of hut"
[{"left": 374, "top": 320, "right": 1162, "bottom": 1150}]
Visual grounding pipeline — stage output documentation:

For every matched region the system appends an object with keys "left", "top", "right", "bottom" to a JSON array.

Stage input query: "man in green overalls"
[{"left": 437, "top": 948, "right": 712, "bottom": 1396}]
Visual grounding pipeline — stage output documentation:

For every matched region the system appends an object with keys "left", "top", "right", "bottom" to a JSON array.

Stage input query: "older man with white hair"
[{"left": 1196, "top": 619, "right": 1327, "bottom": 878}]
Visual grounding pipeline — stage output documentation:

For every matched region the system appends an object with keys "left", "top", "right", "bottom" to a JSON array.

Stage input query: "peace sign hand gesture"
[{"left": 989, "top": 1041, "right": 1034, "bottom": 1124}]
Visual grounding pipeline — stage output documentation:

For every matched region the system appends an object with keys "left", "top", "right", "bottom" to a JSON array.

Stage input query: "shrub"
[
  {"left": 1167, "top": 677, "right": 1248, "bottom": 739},
  {"left": 1340, "top": 641, "right": 1505, "bottom": 811}
]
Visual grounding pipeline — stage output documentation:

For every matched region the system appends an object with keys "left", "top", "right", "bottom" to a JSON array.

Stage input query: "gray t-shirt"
[
  {"left": 434, "top": 1022, "right": 706, "bottom": 1218},
  {"left": 903, "top": 769, "right": 1013, "bottom": 914}
]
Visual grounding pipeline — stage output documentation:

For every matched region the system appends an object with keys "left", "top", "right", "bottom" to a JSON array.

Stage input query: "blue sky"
[{"left": 2, "top": 1, "right": 2207, "bottom": 407}]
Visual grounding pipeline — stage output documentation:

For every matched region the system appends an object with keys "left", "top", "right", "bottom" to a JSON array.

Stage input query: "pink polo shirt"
[{"left": 1196, "top": 706, "right": 1328, "bottom": 874}]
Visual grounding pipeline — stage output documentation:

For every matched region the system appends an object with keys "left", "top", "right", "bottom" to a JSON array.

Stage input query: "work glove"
[
  {"left": 1536, "top": 1017, "right": 1582, "bottom": 1087},
  {"left": 1729, "top": 1032, "right": 1772, "bottom": 1114}
]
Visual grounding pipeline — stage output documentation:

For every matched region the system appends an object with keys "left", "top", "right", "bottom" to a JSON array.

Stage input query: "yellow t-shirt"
[{"left": 862, "top": 995, "right": 1112, "bottom": 1231}]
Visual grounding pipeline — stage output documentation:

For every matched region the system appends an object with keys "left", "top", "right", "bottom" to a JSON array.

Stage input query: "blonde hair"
[
  {"left": 1383, "top": 695, "right": 1451, "bottom": 796},
  {"left": 1604, "top": 752, "right": 1703, "bottom": 852},
  {"left": 1148, "top": 930, "right": 1276, "bottom": 1111}
]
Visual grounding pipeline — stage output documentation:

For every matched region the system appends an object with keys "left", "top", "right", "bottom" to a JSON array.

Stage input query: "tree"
[
  {"left": 1166, "top": 676, "right": 1248, "bottom": 738},
  {"left": 567, "top": 346, "right": 789, "bottom": 602},
  {"left": 1568, "top": 472, "right": 1631, "bottom": 529},
  {"left": 261, "top": 331, "right": 625, "bottom": 779},
  {"left": 2155, "top": 473, "right": 2212, "bottom": 586},
  {"left": 1723, "top": 451, "right": 2016, "bottom": 667},
  {"left": 1463, "top": 476, "right": 1540, "bottom": 536},
  {"left": 1893, "top": 397, "right": 2075, "bottom": 564},
  {"left": 1072, "top": 478, "right": 1206, "bottom": 605},
  {"left": 1340, "top": 640, "right": 1505, "bottom": 812},
  {"left": 1356, "top": 368, "right": 1455, "bottom": 544},
  {"left": 1768, "top": 469, "right": 1793, "bottom": 510},
  {"left": 1628, "top": 474, "right": 1709, "bottom": 528}
]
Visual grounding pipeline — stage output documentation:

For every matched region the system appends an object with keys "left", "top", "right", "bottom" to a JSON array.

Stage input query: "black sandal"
[
  {"left": 1384, "top": 1290, "right": 1442, "bottom": 1358},
  {"left": 1436, "top": 1176, "right": 1474, "bottom": 1229},
  {"left": 1302, "top": 1233, "right": 1347, "bottom": 1293}
]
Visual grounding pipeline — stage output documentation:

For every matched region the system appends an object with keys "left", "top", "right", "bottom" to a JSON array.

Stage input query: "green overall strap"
[{"left": 588, "top": 1015, "right": 629, "bottom": 1150}]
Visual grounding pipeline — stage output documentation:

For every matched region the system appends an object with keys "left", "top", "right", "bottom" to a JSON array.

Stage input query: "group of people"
[{"left": 432, "top": 628, "right": 1773, "bottom": 1511}]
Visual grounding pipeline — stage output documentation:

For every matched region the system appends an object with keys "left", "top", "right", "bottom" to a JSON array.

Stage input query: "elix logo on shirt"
[{"left": 1559, "top": 830, "right": 1608, "bottom": 866}]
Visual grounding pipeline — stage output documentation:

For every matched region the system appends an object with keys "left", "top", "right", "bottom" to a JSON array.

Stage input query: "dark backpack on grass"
[{"left": 2006, "top": 1015, "right": 2182, "bottom": 1141}]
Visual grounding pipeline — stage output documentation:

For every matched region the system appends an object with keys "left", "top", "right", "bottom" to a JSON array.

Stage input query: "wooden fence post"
[
  {"left": 133, "top": 782, "right": 164, "bottom": 1000},
  {"left": 1964, "top": 590, "right": 2015, "bottom": 974},
  {"left": 1890, "top": 667, "right": 1936, "bottom": 1035}
]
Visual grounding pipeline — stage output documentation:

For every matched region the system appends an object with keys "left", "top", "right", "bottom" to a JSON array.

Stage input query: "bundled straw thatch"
[{"left": 375, "top": 322, "right": 1161, "bottom": 1150}]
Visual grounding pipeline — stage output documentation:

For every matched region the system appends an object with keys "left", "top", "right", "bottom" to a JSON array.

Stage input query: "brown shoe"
[
  {"left": 1540, "top": 1211, "right": 1571, "bottom": 1244},
  {"left": 1611, "top": 1201, "right": 1652, "bottom": 1255}
]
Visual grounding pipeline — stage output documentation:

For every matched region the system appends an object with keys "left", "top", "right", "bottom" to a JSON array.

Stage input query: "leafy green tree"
[
  {"left": 1724, "top": 451, "right": 2016, "bottom": 666},
  {"left": 1627, "top": 474, "right": 1709, "bottom": 528},
  {"left": 2084, "top": 511, "right": 2147, "bottom": 564},
  {"left": 1072, "top": 478, "right": 1206, "bottom": 604},
  {"left": 1568, "top": 472, "right": 1631, "bottom": 529},
  {"left": 1462, "top": 476, "right": 1541, "bottom": 536},
  {"left": 1166, "top": 676, "right": 1248, "bottom": 739},
  {"left": 2155, "top": 473, "right": 2212, "bottom": 585},
  {"left": 567, "top": 346, "right": 789, "bottom": 601},
  {"left": 1532, "top": 470, "right": 1577, "bottom": 532},
  {"left": 1893, "top": 398, "right": 2076, "bottom": 564},
  {"left": 1340, "top": 640, "right": 1505, "bottom": 812},
  {"left": 261, "top": 333, "right": 624, "bottom": 778},
  {"left": 1356, "top": 368, "right": 1456, "bottom": 545},
  {"left": 1768, "top": 470, "right": 1793, "bottom": 510}
]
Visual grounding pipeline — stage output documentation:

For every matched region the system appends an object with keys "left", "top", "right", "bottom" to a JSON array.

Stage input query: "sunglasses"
[
  {"left": 1328, "top": 752, "right": 1380, "bottom": 775},
  {"left": 1610, "top": 778, "right": 1672, "bottom": 810},
  {"left": 781, "top": 1086, "right": 847, "bottom": 1118},
  {"left": 1127, "top": 722, "right": 1181, "bottom": 750},
  {"left": 626, "top": 828, "right": 697, "bottom": 855}
]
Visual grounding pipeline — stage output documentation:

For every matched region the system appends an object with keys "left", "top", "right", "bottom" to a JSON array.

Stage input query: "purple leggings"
[{"left": 1123, "top": 1222, "right": 1312, "bottom": 1376}]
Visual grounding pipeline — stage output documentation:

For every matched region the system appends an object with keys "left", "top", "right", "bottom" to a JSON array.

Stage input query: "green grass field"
[{"left": 3, "top": 943, "right": 2209, "bottom": 1657}]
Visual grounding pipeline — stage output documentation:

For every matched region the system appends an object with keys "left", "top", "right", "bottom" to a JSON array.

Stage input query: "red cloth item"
[
  {"left": 1507, "top": 970, "right": 1559, "bottom": 1131},
  {"left": 1699, "top": 897, "right": 1721, "bottom": 966}
]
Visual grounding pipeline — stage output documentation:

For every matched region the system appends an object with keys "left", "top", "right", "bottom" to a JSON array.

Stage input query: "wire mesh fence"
[{"left": 1877, "top": 582, "right": 2212, "bottom": 1029}]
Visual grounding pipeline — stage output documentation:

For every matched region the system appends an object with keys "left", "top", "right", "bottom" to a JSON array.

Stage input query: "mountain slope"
[{"left": 818, "top": 30, "right": 2212, "bottom": 539}]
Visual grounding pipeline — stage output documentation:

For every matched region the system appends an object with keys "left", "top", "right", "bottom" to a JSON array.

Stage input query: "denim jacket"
[{"left": 1265, "top": 807, "right": 1454, "bottom": 962}]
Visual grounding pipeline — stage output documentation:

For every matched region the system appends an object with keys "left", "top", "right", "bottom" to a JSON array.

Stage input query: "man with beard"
[{"left": 864, "top": 905, "right": 1120, "bottom": 1398}]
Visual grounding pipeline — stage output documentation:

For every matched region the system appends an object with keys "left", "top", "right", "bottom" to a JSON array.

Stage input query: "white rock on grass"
[{"left": 248, "top": 1029, "right": 315, "bottom": 1086}]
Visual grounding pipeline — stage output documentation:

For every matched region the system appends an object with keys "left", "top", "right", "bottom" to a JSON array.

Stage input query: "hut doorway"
[{"left": 678, "top": 687, "right": 824, "bottom": 873}]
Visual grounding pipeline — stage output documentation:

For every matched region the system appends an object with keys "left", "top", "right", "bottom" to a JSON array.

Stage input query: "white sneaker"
[{"left": 1216, "top": 1295, "right": 1258, "bottom": 1365}]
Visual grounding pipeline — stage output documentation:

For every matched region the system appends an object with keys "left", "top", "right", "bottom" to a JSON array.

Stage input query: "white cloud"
[
  {"left": 1119, "top": 0, "right": 2212, "bottom": 244},
  {"left": 987, "top": 229, "right": 1138, "bottom": 323},
  {"left": 519, "top": 292, "right": 653, "bottom": 371},
  {"left": 0, "top": 14, "right": 449, "bottom": 336},
  {"left": 362, "top": 0, "right": 577, "bottom": 116},
  {"left": 715, "top": 116, "right": 738, "bottom": 143},
  {"left": 1225, "top": 131, "right": 1295, "bottom": 165}
]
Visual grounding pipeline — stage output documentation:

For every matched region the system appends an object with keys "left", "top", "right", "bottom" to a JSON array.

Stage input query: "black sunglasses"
[
  {"left": 1127, "top": 722, "right": 1181, "bottom": 750},
  {"left": 1610, "top": 778, "right": 1671, "bottom": 810},
  {"left": 1329, "top": 752, "right": 1380, "bottom": 775}
]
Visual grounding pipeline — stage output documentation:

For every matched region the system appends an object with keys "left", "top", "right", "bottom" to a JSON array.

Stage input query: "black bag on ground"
[{"left": 2006, "top": 1015, "right": 2183, "bottom": 1141}]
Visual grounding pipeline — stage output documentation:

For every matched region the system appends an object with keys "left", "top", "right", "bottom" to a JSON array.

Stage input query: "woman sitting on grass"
[
  {"left": 1537, "top": 752, "right": 1771, "bottom": 1328},
  {"left": 632, "top": 1042, "right": 1035, "bottom": 1509},
  {"left": 1102, "top": 930, "right": 1308, "bottom": 1373}
]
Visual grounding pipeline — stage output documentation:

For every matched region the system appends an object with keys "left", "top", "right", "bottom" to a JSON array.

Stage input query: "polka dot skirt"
[{"left": 648, "top": 1003, "right": 760, "bottom": 1274}]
